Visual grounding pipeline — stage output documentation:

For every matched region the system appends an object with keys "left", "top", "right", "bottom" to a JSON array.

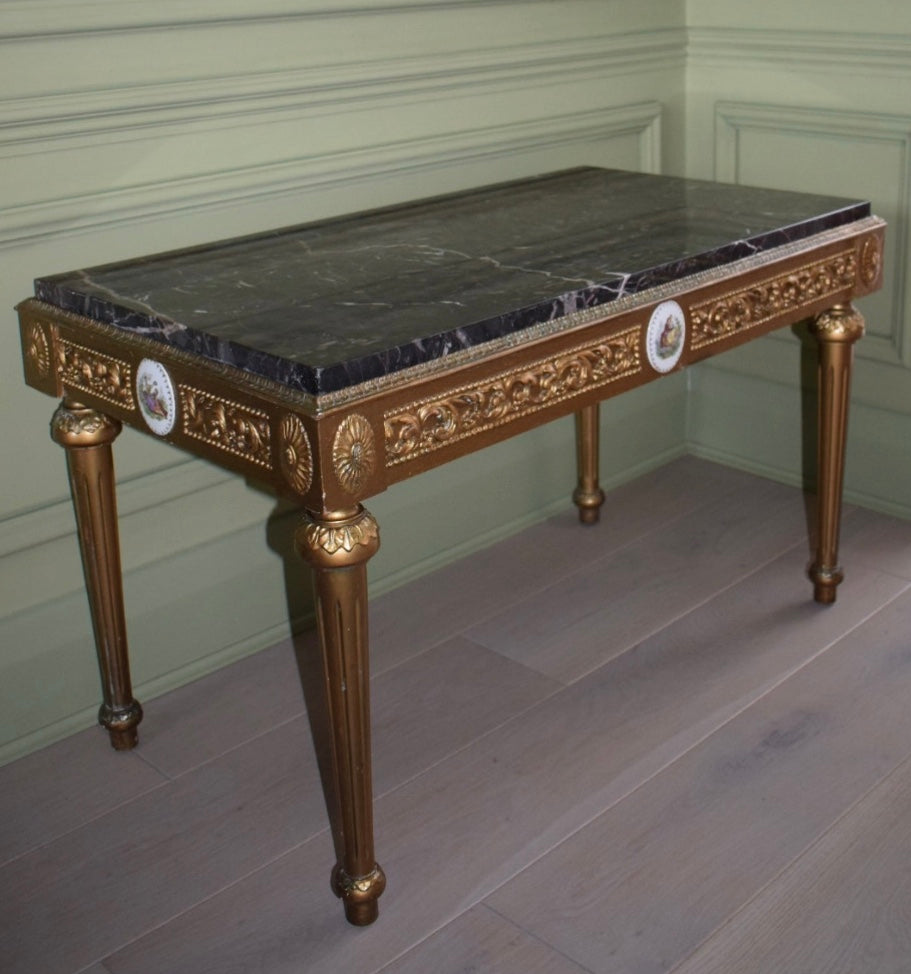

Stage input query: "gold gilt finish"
[
  {"left": 278, "top": 413, "right": 314, "bottom": 494},
  {"left": 385, "top": 327, "right": 640, "bottom": 466},
  {"left": 690, "top": 250, "right": 856, "bottom": 349},
  {"left": 57, "top": 339, "right": 134, "bottom": 409},
  {"left": 25, "top": 321, "right": 51, "bottom": 379},
  {"left": 180, "top": 385, "right": 272, "bottom": 470},
  {"left": 332, "top": 414, "right": 377, "bottom": 494},
  {"left": 573, "top": 403, "right": 605, "bottom": 524},
  {"left": 15, "top": 207, "right": 885, "bottom": 930},
  {"left": 809, "top": 303, "right": 866, "bottom": 604},
  {"left": 295, "top": 506, "right": 383, "bottom": 925},
  {"left": 50, "top": 399, "right": 143, "bottom": 750},
  {"left": 860, "top": 233, "right": 882, "bottom": 286},
  {"left": 300, "top": 509, "right": 380, "bottom": 555}
]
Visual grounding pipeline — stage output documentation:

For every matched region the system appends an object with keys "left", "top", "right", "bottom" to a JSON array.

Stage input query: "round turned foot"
[
  {"left": 573, "top": 486, "right": 605, "bottom": 525},
  {"left": 332, "top": 863, "right": 386, "bottom": 927},
  {"left": 345, "top": 899, "right": 379, "bottom": 926},
  {"left": 109, "top": 727, "right": 139, "bottom": 750},
  {"left": 814, "top": 583, "right": 838, "bottom": 605},
  {"left": 99, "top": 700, "right": 143, "bottom": 751},
  {"left": 810, "top": 564, "right": 843, "bottom": 605}
]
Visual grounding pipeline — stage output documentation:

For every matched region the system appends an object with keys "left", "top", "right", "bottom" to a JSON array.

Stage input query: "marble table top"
[{"left": 34, "top": 168, "right": 870, "bottom": 396}]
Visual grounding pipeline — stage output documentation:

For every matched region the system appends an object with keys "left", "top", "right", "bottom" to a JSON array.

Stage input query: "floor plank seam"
[
  {"left": 130, "top": 709, "right": 305, "bottom": 782},
  {"left": 451, "top": 579, "right": 911, "bottom": 930},
  {"left": 79, "top": 679, "right": 573, "bottom": 970},
  {"left": 479, "top": 901, "right": 600, "bottom": 974},
  {"left": 383, "top": 692, "right": 801, "bottom": 955},
  {"left": 370, "top": 470, "right": 755, "bottom": 682},
  {"left": 10, "top": 463, "right": 911, "bottom": 973},
  {"left": 91, "top": 828, "right": 335, "bottom": 971},
  {"left": 0, "top": 771, "right": 173, "bottom": 871},
  {"left": 0, "top": 709, "right": 310, "bottom": 871},
  {"left": 44, "top": 578, "right": 910, "bottom": 972},
  {"left": 370, "top": 668, "right": 568, "bottom": 798},
  {"left": 369, "top": 917, "right": 468, "bottom": 974},
  {"left": 552, "top": 536, "right": 811, "bottom": 688},
  {"left": 663, "top": 746, "right": 911, "bottom": 974}
]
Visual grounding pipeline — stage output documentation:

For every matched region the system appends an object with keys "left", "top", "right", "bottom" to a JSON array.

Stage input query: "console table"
[{"left": 17, "top": 168, "right": 884, "bottom": 926}]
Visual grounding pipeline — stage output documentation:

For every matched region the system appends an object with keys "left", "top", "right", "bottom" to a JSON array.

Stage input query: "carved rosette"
[
  {"left": 296, "top": 508, "right": 380, "bottom": 570},
  {"left": 25, "top": 322, "right": 51, "bottom": 379},
  {"left": 860, "top": 235, "right": 881, "bottom": 286},
  {"left": 332, "top": 414, "right": 377, "bottom": 495},
  {"left": 691, "top": 251, "right": 857, "bottom": 349},
  {"left": 180, "top": 385, "right": 272, "bottom": 469},
  {"left": 278, "top": 413, "right": 313, "bottom": 494},
  {"left": 385, "top": 328, "right": 640, "bottom": 465},
  {"left": 56, "top": 339, "right": 134, "bottom": 409}
]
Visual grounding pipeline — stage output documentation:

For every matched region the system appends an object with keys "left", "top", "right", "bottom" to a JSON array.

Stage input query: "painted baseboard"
[{"left": 687, "top": 364, "right": 911, "bottom": 521}]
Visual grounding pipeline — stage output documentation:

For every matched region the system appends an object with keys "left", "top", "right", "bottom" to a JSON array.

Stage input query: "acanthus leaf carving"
[
  {"left": 691, "top": 251, "right": 857, "bottom": 348},
  {"left": 385, "top": 328, "right": 640, "bottom": 465},
  {"left": 180, "top": 385, "right": 272, "bottom": 469}
]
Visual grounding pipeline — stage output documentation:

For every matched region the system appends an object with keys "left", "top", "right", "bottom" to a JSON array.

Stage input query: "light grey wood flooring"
[{"left": 3, "top": 456, "right": 911, "bottom": 973}]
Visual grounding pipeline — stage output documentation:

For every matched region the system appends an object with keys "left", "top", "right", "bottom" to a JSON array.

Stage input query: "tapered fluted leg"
[
  {"left": 573, "top": 404, "right": 605, "bottom": 524},
  {"left": 809, "top": 304, "right": 865, "bottom": 604},
  {"left": 295, "top": 506, "right": 385, "bottom": 926},
  {"left": 51, "top": 399, "right": 142, "bottom": 749}
]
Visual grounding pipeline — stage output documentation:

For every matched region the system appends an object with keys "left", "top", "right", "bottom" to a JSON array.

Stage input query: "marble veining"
[{"left": 34, "top": 168, "right": 870, "bottom": 395}]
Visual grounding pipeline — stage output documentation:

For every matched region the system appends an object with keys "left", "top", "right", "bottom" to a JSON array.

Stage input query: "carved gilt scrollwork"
[
  {"left": 332, "top": 414, "right": 377, "bottom": 494},
  {"left": 385, "top": 328, "right": 640, "bottom": 465},
  {"left": 56, "top": 339, "right": 134, "bottom": 409},
  {"left": 690, "top": 251, "right": 857, "bottom": 349},
  {"left": 180, "top": 385, "right": 272, "bottom": 469}
]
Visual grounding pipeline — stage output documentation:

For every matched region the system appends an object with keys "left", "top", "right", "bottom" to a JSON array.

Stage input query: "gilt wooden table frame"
[{"left": 17, "top": 173, "right": 884, "bottom": 926}]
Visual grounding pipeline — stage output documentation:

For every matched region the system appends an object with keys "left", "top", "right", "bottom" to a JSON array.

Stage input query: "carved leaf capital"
[
  {"left": 296, "top": 509, "right": 380, "bottom": 567},
  {"left": 812, "top": 305, "right": 865, "bottom": 343}
]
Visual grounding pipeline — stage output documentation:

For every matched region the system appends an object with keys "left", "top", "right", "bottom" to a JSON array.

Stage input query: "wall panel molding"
[
  {"left": 689, "top": 27, "right": 911, "bottom": 73},
  {"left": 0, "top": 460, "right": 266, "bottom": 620},
  {"left": 0, "top": 32, "right": 680, "bottom": 144},
  {"left": 0, "top": 0, "right": 576, "bottom": 39},
  {"left": 714, "top": 100, "right": 911, "bottom": 371},
  {"left": 0, "top": 101, "right": 662, "bottom": 246}
]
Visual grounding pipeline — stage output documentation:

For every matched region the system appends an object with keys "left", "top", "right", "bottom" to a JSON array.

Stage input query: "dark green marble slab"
[{"left": 34, "top": 168, "right": 870, "bottom": 395}]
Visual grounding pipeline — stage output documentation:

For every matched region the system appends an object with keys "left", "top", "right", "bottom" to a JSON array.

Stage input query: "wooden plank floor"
[{"left": 3, "top": 456, "right": 911, "bottom": 974}]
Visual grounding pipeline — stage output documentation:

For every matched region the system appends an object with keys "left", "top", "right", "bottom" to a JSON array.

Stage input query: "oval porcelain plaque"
[
  {"left": 136, "top": 359, "right": 177, "bottom": 436},
  {"left": 646, "top": 300, "right": 686, "bottom": 373}
]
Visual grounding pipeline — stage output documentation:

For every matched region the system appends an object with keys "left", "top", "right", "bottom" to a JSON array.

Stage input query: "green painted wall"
[
  {"left": 2, "top": 1, "right": 908, "bottom": 762},
  {"left": 684, "top": 1, "right": 911, "bottom": 515}
]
